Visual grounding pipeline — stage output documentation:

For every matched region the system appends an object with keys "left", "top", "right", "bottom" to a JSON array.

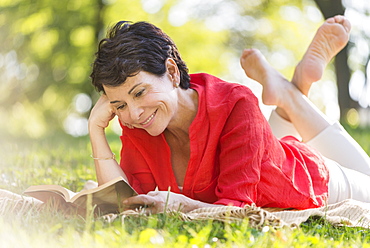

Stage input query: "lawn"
[{"left": 1, "top": 126, "right": 370, "bottom": 247}]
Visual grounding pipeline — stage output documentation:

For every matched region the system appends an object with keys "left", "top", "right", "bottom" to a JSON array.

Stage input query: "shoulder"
[{"left": 190, "top": 73, "right": 256, "bottom": 104}]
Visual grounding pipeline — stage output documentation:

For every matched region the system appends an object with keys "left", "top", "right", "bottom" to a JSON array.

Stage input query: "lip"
[{"left": 140, "top": 110, "right": 157, "bottom": 128}]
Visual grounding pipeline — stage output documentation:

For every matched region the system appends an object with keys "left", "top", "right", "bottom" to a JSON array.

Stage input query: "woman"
[{"left": 89, "top": 15, "right": 370, "bottom": 214}]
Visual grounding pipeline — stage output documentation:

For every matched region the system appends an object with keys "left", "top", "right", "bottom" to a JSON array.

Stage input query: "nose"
[
  {"left": 116, "top": 102, "right": 144, "bottom": 124},
  {"left": 128, "top": 103, "right": 144, "bottom": 121}
]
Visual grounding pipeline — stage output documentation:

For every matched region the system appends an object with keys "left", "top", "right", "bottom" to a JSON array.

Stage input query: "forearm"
[{"left": 89, "top": 126, "right": 128, "bottom": 185}]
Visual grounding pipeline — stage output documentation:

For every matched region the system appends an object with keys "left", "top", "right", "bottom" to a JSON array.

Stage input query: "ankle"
[
  {"left": 275, "top": 107, "right": 290, "bottom": 122},
  {"left": 275, "top": 82, "right": 301, "bottom": 111}
]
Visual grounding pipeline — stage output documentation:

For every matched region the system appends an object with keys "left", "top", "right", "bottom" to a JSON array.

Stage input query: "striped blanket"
[{"left": 1, "top": 189, "right": 369, "bottom": 229}]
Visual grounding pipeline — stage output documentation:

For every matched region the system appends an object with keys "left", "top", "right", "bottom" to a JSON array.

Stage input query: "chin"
[
  {"left": 146, "top": 123, "right": 167, "bottom": 136},
  {"left": 144, "top": 126, "right": 166, "bottom": 137}
]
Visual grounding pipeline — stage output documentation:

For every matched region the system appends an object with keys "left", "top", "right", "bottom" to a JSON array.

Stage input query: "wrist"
[
  {"left": 180, "top": 195, "right": 202, "bottom": 213},
  {"left": 88, "top": 122, "right": 106, "bottom": 135},
  {"left": 91, "top": 152, "right": 116, "bottom": 160}
]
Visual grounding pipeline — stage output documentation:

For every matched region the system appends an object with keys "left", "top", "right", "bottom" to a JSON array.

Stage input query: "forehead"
[{"left": 103, "top": 71, "right": 159, "bottom": 98}]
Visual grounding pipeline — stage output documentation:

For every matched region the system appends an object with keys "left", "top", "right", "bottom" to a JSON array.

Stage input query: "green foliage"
[
  {"left": 0, "top": 0, "right": 102, "bottom": 138},
  {"left": 3, "top": 202, "right": 370, "bottom": 247},
  {"left": 2, "top": 130, "right": 370, "bottom": 247},
  {"left": 0, "top": 137, "right": 92, "bottom": 194},
  {"left": 301, "top": 216, "right": 370, "bottom": 244},
  {"left": 0, "top": 0, "right": 333, "bottom": 139},
  {"left": 0, "top": 0, "right": 233, "bottom": 138},
  {"left": 344, "top": 124, "right": 370, "bottom": 156},
  {"left": 2, "top": 1, "right": 370, "bottom": 247}
]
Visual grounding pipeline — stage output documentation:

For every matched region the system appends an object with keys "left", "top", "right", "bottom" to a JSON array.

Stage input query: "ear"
[{"left": 165, "top": 58, "right": 180, "bottom": 87}]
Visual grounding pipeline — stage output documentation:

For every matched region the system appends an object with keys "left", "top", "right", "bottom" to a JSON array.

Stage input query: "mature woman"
[{"left": 89, "top": 15, "right": 370, "bottom": 214}]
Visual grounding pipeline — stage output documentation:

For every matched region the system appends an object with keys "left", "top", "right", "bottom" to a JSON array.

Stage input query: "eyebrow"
[{"left": 109, "top": 83, "right": 143, "bottom": 104}]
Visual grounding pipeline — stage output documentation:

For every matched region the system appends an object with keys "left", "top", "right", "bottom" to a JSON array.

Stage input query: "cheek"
[
  {"left": 157, "top": 100, "right": 175, "bottom": 117},
  {"left": 116, "top": 111, "right": 130, "bottom": 122}
]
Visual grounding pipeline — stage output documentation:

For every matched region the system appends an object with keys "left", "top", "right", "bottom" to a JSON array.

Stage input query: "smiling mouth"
[{"left": 140, "top": 110, "right": 157, "bottom": 125}]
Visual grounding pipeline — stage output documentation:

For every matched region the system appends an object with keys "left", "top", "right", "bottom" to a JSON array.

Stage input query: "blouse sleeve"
[
  {"left": 213, "top": 86, "right": 275, "bottom": 207},
  {"left": 119, "top": 131, "right": 157, "bottom": 194}
]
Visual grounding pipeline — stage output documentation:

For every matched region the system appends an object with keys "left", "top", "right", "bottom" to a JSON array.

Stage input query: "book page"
[
  {"left": 24, "top": 185, "right": 77, "bottom": 202},
  {"left": 24, "top": 177, "right": 137, "bottom": 215},
  {"left": 71, "top": 179, "right": 137, "bottom": 214}
]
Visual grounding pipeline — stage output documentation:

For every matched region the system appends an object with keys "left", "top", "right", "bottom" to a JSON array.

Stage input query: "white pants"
[{"left": 269, "top": 110, "right": 370, "bottom": 204}]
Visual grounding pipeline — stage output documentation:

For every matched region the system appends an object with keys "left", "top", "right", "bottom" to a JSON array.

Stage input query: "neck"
[{"left": 166, "top": 88, "right": 198, "bottom": 139}]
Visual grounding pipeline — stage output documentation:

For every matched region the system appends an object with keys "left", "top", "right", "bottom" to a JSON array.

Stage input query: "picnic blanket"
[
  {"left": 1, "top": 189, "right": 370, "bottom": 229},
  {"left": 0, "top": 189, "right": 43, "bottom": 214},
  {"left": 273, "top": 199, "right": 370, "bottom": 228},
  {"left": 111, "top": 199, "right": 370, "bottom": 229}
]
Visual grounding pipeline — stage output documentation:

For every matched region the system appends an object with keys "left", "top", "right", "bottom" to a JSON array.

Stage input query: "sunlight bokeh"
[{"left": 1, "top": 0, "right": 369, "bottom": 139}]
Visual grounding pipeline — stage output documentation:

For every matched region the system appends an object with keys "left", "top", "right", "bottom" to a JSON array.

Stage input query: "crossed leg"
[
  {"left": 240, "top": 45, "right": 370, "bottom": 172},
  {"left": 241, "top": 48, "right": 331, "bottom": 142},
  {"left": 241, "top": 47, "right": 370, "bottom": 204},
  {"left": 240, "top": 16, "right": 370, "bottom": 203},
  {"left": 241, "top": 15, "right": 370, "bottom": 176},
  {"left": 260, "top": 15, "right": 351, "bottom": 123}
]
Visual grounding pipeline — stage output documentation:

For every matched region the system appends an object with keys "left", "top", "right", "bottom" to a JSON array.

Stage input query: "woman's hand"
[
  {"left": 89, "top": 94, "right": 116, "bottom": 131},
  {"left": 89, "top": 94, "right": 128, "bottom": 185},
  {"left": 122, "top": 191, "right": 204, "bottom": 214}
]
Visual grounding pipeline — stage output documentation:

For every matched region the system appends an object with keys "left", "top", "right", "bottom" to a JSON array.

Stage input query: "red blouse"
[{"left": 119, "top": 73, "right": 329, "bottom": 209}]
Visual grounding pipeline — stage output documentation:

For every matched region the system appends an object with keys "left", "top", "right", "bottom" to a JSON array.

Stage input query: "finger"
[
  {"left": 123, "top": 195, "right": 156, "bottom": 208},
  {"left": 147, "top": 191, "right": 160, "bottom": 197}
]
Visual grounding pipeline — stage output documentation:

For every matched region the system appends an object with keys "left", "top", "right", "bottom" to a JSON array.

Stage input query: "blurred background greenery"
[{"left": 1, "top": 0, "right": 370, "bottom": 140}]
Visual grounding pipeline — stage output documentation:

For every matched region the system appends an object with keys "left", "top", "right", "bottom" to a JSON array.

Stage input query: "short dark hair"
[{"left": 90, "top": 21, "right": 190, "bottom": 92}]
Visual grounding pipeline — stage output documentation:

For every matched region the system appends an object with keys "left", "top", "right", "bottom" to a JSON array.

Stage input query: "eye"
[
  {"left": 135, "top": 89, "right": 145, "bottom": 97},
  {"left": 117, "top": 103, "right": 127, "bottom": 110}
]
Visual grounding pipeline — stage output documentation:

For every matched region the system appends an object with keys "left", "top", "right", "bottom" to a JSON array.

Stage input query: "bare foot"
[
  {"left": 292, "top": 15, "right": 351, "bottom": 95},
  {"left": 240, "top": 48, "right": 294, "bottom": 108},
  {"left": 241, "top": 49, "right": 331, "bottom": 138}
]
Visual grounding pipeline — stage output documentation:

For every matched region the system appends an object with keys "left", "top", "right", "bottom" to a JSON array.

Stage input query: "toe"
[{"left": 333, "top": 15, "right": 351, "bottom": 33}]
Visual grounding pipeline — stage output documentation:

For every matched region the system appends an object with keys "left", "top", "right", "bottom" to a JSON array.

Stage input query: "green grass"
[{"left": 1, "top": 126, "right": 370, "bottom": 247}]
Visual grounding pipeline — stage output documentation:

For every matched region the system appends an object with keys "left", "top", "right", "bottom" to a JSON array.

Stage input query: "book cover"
[{"left": 24, "top": 177, "right": 138, "bottom": 215}]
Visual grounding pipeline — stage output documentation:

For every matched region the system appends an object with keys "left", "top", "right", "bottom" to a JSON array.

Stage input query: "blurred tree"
[
  {"left": 2, "top": 0, "right": 367, "bottom": 139},
  {"left": 184, "top": 0, "right": 332, "bottom": 117},
  {"left": 0, "top": 0, "right": 231, "bottom": 138},
  {"left": 220, "top": 0, "right": 369, "bottom": 124},
  {"left": 0, "top": 0, "right": 103, "bottom": 137}
]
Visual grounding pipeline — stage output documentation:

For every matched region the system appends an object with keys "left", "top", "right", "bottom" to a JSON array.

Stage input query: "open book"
[{"left": 24, "top": 177, "right": 138, "bottom": 215}]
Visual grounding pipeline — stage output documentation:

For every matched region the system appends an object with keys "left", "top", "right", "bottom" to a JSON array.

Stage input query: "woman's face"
[{"left": 104, "top": 70, "right": 179, "bottom": 136}]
